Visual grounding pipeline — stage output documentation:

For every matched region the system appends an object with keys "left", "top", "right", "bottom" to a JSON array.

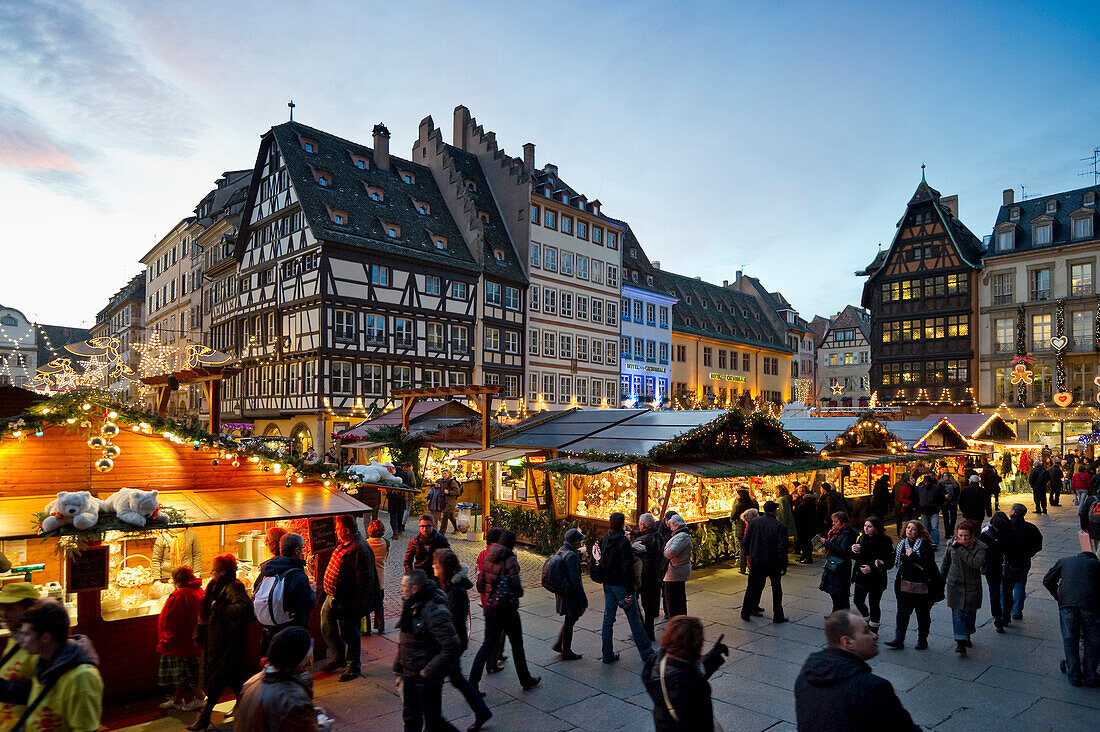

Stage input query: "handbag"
[
  {"left": 659, "top": 655, "right": 724, "bottom": 732},
  {"left": 824, "top": 554, "right": 844, "bottom": 572},
  {"left": 898, "top": 579, "right": 929, "bottom": 595}
]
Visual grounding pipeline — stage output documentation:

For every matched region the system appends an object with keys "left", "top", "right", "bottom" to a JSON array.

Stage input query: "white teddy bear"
[
  {"left": 41, "top": 491, "right": 103, "bottom": 532},
  {"left": 102, "top": 488, "right": 163, "bottom": 527},
  {"left": 346, "top": 461, "right": 404, "bottom": 485}
]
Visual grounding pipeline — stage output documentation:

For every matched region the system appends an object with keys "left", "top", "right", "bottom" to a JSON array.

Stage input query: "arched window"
[
  {"left": 263, "top": 423, "right": 282, "bottom": 437},
  {"left": 290, "top": 423, "right": 313, "bottom": 455}
]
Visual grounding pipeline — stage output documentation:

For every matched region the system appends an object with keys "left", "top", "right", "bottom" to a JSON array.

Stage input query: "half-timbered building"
[
  {"left": 219, "top": 120, "right": 497, "bottom": 449},
  {"left": 858, "top": 173, "right": 982, "bottom": 415}
]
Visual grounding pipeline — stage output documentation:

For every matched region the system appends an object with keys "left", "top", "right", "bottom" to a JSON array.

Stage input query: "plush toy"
[
  {"left": 41, "top": 491, "right": 103, "bottom": 532},
  {"left": 345, "top": 461, "right": 403, "bottom": 485},
  {"left": 102, "top": 488, "right": 163, "bottom": 527}
]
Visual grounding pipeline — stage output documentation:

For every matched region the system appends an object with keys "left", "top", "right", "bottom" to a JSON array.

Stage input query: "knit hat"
[
  {"left": 267, "top": 626, "right": 312, "bottom": 670},
  {"left": 763, "top": 501, "right": 779, "bottom": 513},
  {"left": 564, "top": 528, "right": 585, "bottom": 546}
]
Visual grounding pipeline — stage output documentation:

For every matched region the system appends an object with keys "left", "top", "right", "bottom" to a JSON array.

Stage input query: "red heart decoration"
[{"left": 1053, "top": 392, "right": 1073, "bottom": 407}]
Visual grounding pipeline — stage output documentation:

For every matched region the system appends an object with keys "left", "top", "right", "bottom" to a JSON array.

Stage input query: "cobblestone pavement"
[{"left": 119, "top": 500, "right": 1098, "bottom": 731}]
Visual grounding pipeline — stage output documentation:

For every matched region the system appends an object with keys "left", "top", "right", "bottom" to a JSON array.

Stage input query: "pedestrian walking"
[
  {"left": 1042, "top": 551, "right": 1100, "bottom": 687},
  {"left": 663, "top": 514, "right": 693, "bottom": 617},
  {"left": 550, "top": 528, "right": 588, "bottom": 660},
  {"left": 429, "top": 470, "right": 463, "bottom": 534},
  {"left": 641, "top": 616, "right": 730, "bottom": 731},
  {"left": 979, "top": 512, "right": 1010, "bottom": 632},
  {"left": 1072, "top": 464, "right": 1092, "bottom": 507},
  {"left": 12, "top": 599, "right": 104, "bottom": 732},
  {"left": 469, "top": 530, "right": 541, "bottom": 691},
  {"left": 474, "top": 528, "right": 508, "bottom": 675},
  {"left": 394, "top": 570, "right": 462, "bottom": 732},
  {"left": 593, "top": 512, "right": 655, "bottom": 664},
  {"left": 364, "top": 520, "right": 388, "bottom": 635},
  {"left": 1050, "top": 459, "right": 1065, "bottom": 507},
  {"left": 389, "top": 464, "right": 414, "bottom": 537},
  {"left": 157, "top": 567, "right": 206, "bottom": 712},
  {"left": 818, "top": 511, "right": 858, "bottom": 613},
  {"left": 1000, "top": 504, "right": 1043, "bottom": 623},
  {"left": 794, "top": 487, "right": 818, "bottom": 564},
  {"left": 895, "top": 474, "right": 918, "bottom": 537},
  {"left": 1080, "top": 490, "right": 1100, "bottom": 553},
  {"left": 884, "top": 520, "right": 943, "bottom": 651},
  {"left": 741, "top": 501, "right": 789, "bottom": 623},
  {"left": 851, "top": 517, "right": 893, "bottom": 629},
  {"left": 958, "top": 475, "right": 986, "bottom": 523},
  {"left": 981, "top": 457, "right": 1002, "bottom": 514},
  {"left": 632, "top": 514, "right": 664, "bottom": 640},
  {"left": 870, "top": 474, "right": 892, "bottom": 528},
  {"left": 1029, "top": 459, "right": 1051, "bottom": 514},
  {"left": 776, "top": 484, "right": 799, "bottom": 551},
  {"left": 190, "top": 555, "right": 254, "bottom": 730},
  {"left": 254, "top": 533, "right": 315, "bottom": 655},
  {"left": 404, "top": 514, "right": 450, "bottom": 583},
  {"left": 939, "top": 521, "right": 987, "bottom": 656},
  {"left": 731, "top": 489, "right": 759, "bottom": 574},
  {"left": 0, "top": 583, "right": 38, "bottom": 729},
  {"left": 234, "top": 626, "right": 318, "bottom": 732},
  {"left": 939, "top": 463, "right": 961, "bottom": 539},
  {"left": 915, "top": 474, "right": 944, "bottom": 549},
  {"left": 320, "top": 515, "right": 379, "bottom": 683},
  {"left": 794, "top": 611, "right": 921, "bottom": 732},
  {"left": 433, "top": 549, "right": 493, "bottom": 731}
]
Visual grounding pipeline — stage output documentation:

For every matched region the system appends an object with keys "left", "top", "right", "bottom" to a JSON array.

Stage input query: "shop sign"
[
  {"left": 67, "top": 546, "right": 109, "bottom": 592},
  {"left": 625, "top": 362, "right": 667, "bottom": 373},
  {"left": 309, "top": 516, "right": 338, "bottom": 552},
  {"left": 708, "top": 373, "right": 746, "bottom": 383}
]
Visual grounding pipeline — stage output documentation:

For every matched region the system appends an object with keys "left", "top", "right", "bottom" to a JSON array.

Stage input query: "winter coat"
[
  {"left": 157, "top": 577, "right": 204, "bottom": 657},
  {"left": 663, "top": 528, "right": 693, "bottom": 582},
  {"left": 893, "top": 539, "right": 942, "bottom": 604},
  {"left": 980, "top": 465, "right": 1001, "bottom": 494},
  {"left": 393, "top": 583, "right": 461, "bottom": 680},
  {"left": 851, "top": 532, "right": 893, "bottom": 592},
  {"left": 915, "top": 478, "right": 943, "bottom": 515},
  {"left": 958, "top": 484, "right": 987, "bottom": 522},
  {"left": 794, "top": 493, "right": 818, "bottom": 538},
  {"left": 794, "top": 647, "right": 920, "bottom": 732},
  {"left": 152, "top": 529, "right": 202, "bottom": 579},
  {"left": 475, "top": 542, "right": 523, "bottom": 614},
  {"left": 939, "top": 541, "right": 987, "bottom": 611},
  {"left": 1042, "top": 552, "right": 1100, "bottom": 610},
  {"left": 635, "top": 526, "right": 665, "bottom": 588},
  {"left": 0, "top": 636, "right": 34, "bottom": 730},
  {"left": 253, "top": 555, "right": 315, "bottom": 628},
  {"left": 1072, "top": 471, "right": 1092, "bottom": 493},
  {"left": 939, "top": 474, "right": 960, "bottom": 507},
  {"left": 1001, "top": 516, "right": 1043, "bottom": 572},
  {"left": 820, "top": 525, "right": 858, "bottom": 596},
  {"left": 1083, "top": 495, "right": 1100, "bottom": 541},
  {"left": 819, "top": 490, "right": 848, "bottom": 531},
  {"left": 442, "top": 566, "right": 474, "bottom": 649},
  {"left": 870, "top": 476, "right": 892, "bottom": 521},
  {"left": 776, "top": 495, "right": 798, "bottom": 541},
  {"left": 555, "top": 543, "right": 588, "bottom": 618},
  {"left": 365, "top": 536, "right": 388, "bottom": 590},
  {"left": 326, "top": 535, "right": 379, "bottom": 616},
  {"left": 642, "top": 650, "right": 714, "bottom": 731},
  {"left": 234, "top": 668, "right": 318, "bottom": 732},
  {"left": 198, "top": 577, "right": 255, "bottom": 691},
  {"left": 977, "top": 524, "right": 1004, "bottom": 578},
  {"left": 403, "top": 530, "right": 450, "bottom": 582},
  {"left": 731, "top": 494, "right": 759, "bottom": 530},
  {"left": 744, "top": 514, "right": 788, "bottom": 573},
  {"left": 596, "top": 528, "right": 637, "bottom": 589},
  {"left": 1028, "top": 465, "right": 1050, "bottom": 493},
  {"left": 24, "top": 636, "right": 103, "bottom": 732}
]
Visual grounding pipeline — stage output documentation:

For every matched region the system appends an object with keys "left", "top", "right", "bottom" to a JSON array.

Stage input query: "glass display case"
[
  {"left": 570, "top": 466, "right": 639, "bottom": 521},
  {"left": 423, "top": 449, "right": 483, "bottom": 483},
  {"left": 646, "top": 472, "right": 731, "bottom": 522},
  {"left": 494, "top": 461, "right": 531, "bottom": 503}
]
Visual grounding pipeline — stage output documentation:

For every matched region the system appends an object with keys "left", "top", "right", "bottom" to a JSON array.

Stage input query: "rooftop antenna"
[
  {"left": 1079, "top": 147, "right": 1100, "bottom": 186},
  {"left": 1020, "top": 184, "right": 1030, "bottom": 200},
  {"left": 288, "top": 100, "right": 295, "bottom": 122}
]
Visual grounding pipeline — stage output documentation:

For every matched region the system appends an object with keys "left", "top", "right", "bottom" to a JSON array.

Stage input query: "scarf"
[
  {"left": 169, "top": 530, "right": 186, "bottom": 569},
  {"left": 823, "top": 523, "right": 844, "bottom": 554},
  {"left": 893, "top": 536, "right": 923, "bottom": 569}
]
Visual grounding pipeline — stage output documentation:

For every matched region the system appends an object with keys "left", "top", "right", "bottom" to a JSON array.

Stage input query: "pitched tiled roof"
[
  {"left": 268, "top": 122, "right": 480, "bottom": 274},
  {"left": 985, "top": 184, "right": 1100, "bottom": 259},
  {"left": 825, "top": 304, "right": 872, "bottom": 341},
  {"left": 195, "top": 170, "right": 250, "bottom": 227},
  {"left": 656, "top": 270, "right": 790, "bottom": 352}
]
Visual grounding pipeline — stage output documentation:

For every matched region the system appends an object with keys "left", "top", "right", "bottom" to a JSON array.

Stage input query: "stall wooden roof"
[
  {"left": 534, "top": 457, "right": 629, "bottom": 474},
  {"left": 493, "top": 409, "right": 644, "bottom": 449},
  {"left": 560, "top": 410, "right": 729, "bottom": 457},
  {"left": 337, "top": 401, "right": 479, "bottom": 438},
  {"left": 925, "top": 413, "right": 1018, "bottom": 441},
  {"left": 780, "top": 417, "right": 865, "bottom": 449},
  {"left": 456, "top": 446, "right": 540, "bottom": 462}
]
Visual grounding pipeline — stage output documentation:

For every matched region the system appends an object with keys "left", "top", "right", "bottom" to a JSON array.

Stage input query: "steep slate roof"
[
  {"left": 656, "top": 270, "right": 790, "bottom": 352},
  {"left": 195, "top": 170, "right": 250, "bottom": 227},
  {"left": 37, "top": 323, "right": 90, "bottom": 367},
  {"left": 609, "top": 220, "right": 669, "bottom": 296},
  {"left": 823, "top": 305, "right": 871, "bottom": 341},
  {"left": 808, "top": 315, "right": 830, "bottom": 348},
  {"left": 265, "top": 121, "right": 480, "bottom": 274},
  {"left": 439, "top": 143, "right": 527, "bottom": 284},
  {"left": 984, "top": 184, "right": 1100, "bottom": 259},
  {"left": 95, "top": 274, "right": 146, "bottom": 324},
  {"left": 739, "top": 275, "right": 812, "bottom": 335},
  {"left": 861, "top": 175, "right": 983, "bottom": 278}
]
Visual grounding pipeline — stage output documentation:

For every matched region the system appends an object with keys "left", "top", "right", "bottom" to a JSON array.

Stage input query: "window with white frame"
[
  {"left": 560, "top": 292, "right": 573, "bottom": 318},
  {"left": 485, "top": 328, "right": 500, "bottom": 351},
  {"left": 576, "top": 377, "right": 587, "bottom": 403},
  {"left": 544, "top": 246, "right": 557, "bottom": 272},
  {"left": 505, "top": 286, "right": 520, "bottom": 310},
  {"left": 366, "top": 315, "right": 385, "bottom": 344},
  {"left": 450, "top": 371, "right": 468, "bottom": 386},
  {"left": 576, "top": 256, "right": 589, "bottom": 280},
  {"left": 486, "top": 281, "right": 502, "bottom": 306},
  {"left": 530, "top": 243, "right": 540, "bottom": 268},
  {"left": 453, "top": 325, "right": 469, "bottom": 353},
  {"left": 994, "top": 318, "right": 1014, "bottom": 352},
  {"left": 576, "top": 336, "right": 588, "bottom": 361},
  {"left": 1072, "top": 310, "right": 1094, "bottom": 348},
  {"left": 504, "top": 330, "right": 519, "bottom": 353},
  {"left": 591, "top": 379, "right": 602, "bottom": 405},
  {"left": 530, "top": 286, "right": 539, "bottom": 311},
  {"left": 542, "top": 373, "right": 555, "bottom": 401},
  {"left": 451, "top": 281, "right": 468, "bottom": 300},
  {"left": 1032, "top": 313, "right": 1052, "bottom": 348},
  {"left": 646, "top": 303, "right": 655, "bottom": 325},
  {"left": 591, "top": 260, "right": 603, "bottom": 284},
  {"left": 1031, "top": 268, "right": 1051, "bottom": 300},
  {"left": 634, "top": 338, "right": 645, "bottom": 360},
  {"left": 542, "top": 331, "right": 556, "bottom": 357},
  {"left": 335, "top": 310, "right": 355, "bottom": 341},
  {"left": 621, "top": 335, "right": 631, "bottom": 359},
  {"left": 1073, "top": 216, "right": 1093, "bottom": 240},
  {"left": 607, "top": 265, "right": 618, "bottom": 289},
  {"left": 364, "top": 364, "right": 383, "bottom": 394},
  {"left": 543, "top": 288, "right": 556, "bottom": 315},
  {"left": 607, "top": 231, "right": 617, "bottom": 249},
  {"left": 606, "top": 301, "right": 618, "bottom": 327},
  {"left": 592, "top": 339, "right": 603, "bottom": 364},
  {"left": 529, "top": 328, "right": 539, "bottom": 356},
  {"left": 504, "top": 375, "right": 518, "bottom": 398},
  {"left": 1071, "top": 263, "right": 1093, "bottom": 296},
  {"left": 576, "top": 296, "right": 588, "bottom": 320},
  {"left": 996, "top": 230, "right": 1014, "bottom": 251},
  {"left": 659, "top": 342, "right": 669, "bottom": 363},
  {"left": 424, "top": 369, "right": 442, "bottom": 388},
  {"left": 332, "top": 361, "right": 352, "bottom": 394},
  {"left": 591, "top": 299, "right": 603, "bottom": 323},
  {"left": 560, "top": 252, "right": 573, "bottom": 276},
  {"left": 427, "top": 322, "right": 444, "bottom": 350},
  {"left": 992, "top": 272, "right": 1014, "bottom": 304},
  {"left": 559, "top": 375, "right": 572, "bottom": 403},
  {"left": 529, "top": 373, "right": 540, "bottom": 401},
  {"left": 393, "top": 365, "right": 412, "bottom": 390},
  {"left": 606, "top": 340, "right": 618, "bottom": 365},
  {"left": 1033, "top": 224, "right": 1052, "bottom": 246},
  {"left": 424, "top": 276, "right": 440, "bottom": 295},
  {"left": 560, "top": 334, "right": 572, "bottom": 359},
  {"left": 395, "top": 318, "right": 414, "bottom": 348}
]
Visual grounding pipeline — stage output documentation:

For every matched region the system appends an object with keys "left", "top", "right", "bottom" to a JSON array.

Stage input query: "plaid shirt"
[{"left": 323, "top": 539, "right": 355, "bottom": 596}]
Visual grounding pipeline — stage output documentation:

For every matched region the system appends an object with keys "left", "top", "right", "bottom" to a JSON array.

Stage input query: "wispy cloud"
[
  {"left": 0, "top": 96, "right": 102, "bottom": 202},
  {"left": 0, "top": 0, "right": 198, "bottom": 156}
]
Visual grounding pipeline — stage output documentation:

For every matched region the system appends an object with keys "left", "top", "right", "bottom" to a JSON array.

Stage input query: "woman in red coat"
[{"left": 157, "top": 566, "right": 206, "bottom": 712}]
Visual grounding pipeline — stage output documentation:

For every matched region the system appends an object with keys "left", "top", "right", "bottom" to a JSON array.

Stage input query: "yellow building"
[{"left": 660, "top": 271, "right": 793, "bottom": 406}]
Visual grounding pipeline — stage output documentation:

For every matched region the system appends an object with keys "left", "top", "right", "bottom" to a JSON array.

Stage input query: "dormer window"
[
  {"left": 413, "top": 199, "right": 430, "bottom": 215},
  {"left": 996, "top": 227, "right": 1014, "bottom": 251},
  {"left": 327, "top": 207, "right": 349, "bottom": 226},
  {"left": 1072, "top": 213, "right": 1094, "bottom": 240},
  {"left": 433, "top": 237, "right": 447, "bottom": 250},
  {"left": 366, "top": 185, "right": 384, "bottom": 202},
  {"left": 1010, "top": 207, "right": 1020, "bottom": 221},
  {"left": 350, "top": 153, "right": 369, "bottom": 169},
  {"left": 314, "top": 170, "right": 331, "bottom": 187},
  {"left": 717, "top": 302, "right": 723, "bottom": 311},
  {"left": 299, "top": 136, "right": 319, "bottom": 153},
  {"left": 382, "top": 221, "right": 401, "bottom": 239},
  {"left": 1085, "top": 192, "right": 1096, "bottom": 206},
  {"left": 685, "top": 294, "right": 692, "bottom": 304},
  {"left": 1033, "top": 223, "right": 1052, "bottom": 246},
  {"left": 1046, "top": 200, "right": 1058, "bottom": 214},
  {"left": 701, "top": 299, "right": 708, "bottom": 309},
  {"left": 494, "top": 248, "right": 505, "bottom": 262},
  {"left": 478, "top": 211, "right": 490, "bottom": 223},
  {"left": 400, "top": 170, "right": 415, "bottom": 184},
  {"left": 356, "top": 160, "right": 365, "bottom": 169}
]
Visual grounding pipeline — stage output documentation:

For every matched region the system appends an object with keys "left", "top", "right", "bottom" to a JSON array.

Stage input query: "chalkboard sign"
[
  {"left": 66, "top": 546, "right": 109, "bottom": 592},
  {"left": 309, "top": 516, "right": 337, "bottom": 553}
]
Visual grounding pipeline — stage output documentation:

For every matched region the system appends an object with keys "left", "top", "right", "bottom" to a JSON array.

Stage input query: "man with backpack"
[
  {"left": 1081, "top": 491, "right": 1100, "bottom": 553},
  {"left": 1000, "top": 504, "right": 1044, "bottom": 624},
  {"left": 543, "top": 528, "right": 588, "bottom": 660},
  {"left": 593, "top": 512, "right": 655, "bottom": 664},
  {"left": 254, "top": 533, "right": 316, "bottom": 657}
]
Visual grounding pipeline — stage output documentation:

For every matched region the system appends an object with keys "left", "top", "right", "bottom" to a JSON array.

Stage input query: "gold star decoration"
[{"left": 133, "top": 333, "right": 174, "bottom": 377}]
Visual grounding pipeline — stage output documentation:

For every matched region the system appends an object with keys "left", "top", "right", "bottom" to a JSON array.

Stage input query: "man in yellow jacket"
[
  {"left": 13, "top": 599, "right": 102, "bottom": 732},
  {"left": 0, "top": 583, "right": 38, "bottom": 729}
]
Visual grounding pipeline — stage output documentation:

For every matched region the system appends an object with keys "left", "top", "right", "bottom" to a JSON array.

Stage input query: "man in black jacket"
[
  {"left": 741, "top": 502, "right": 788, "bottom": 623},
  {"left": 980, "top": 457, "right": 1001, "bottom": 513},
  {"left": 1001, "top": 504, "right": 1044, "bottom": 624},
  {"left": 632, "top": 513, "right": 664, "bottom": 640},
  {"left": 1049, "top": 459, "right": 1065, "bottom": 507},
  {"left": 1029, "top": 460, "right": 1051, "bottom": 514},
  {"left": 915, "top": 474, "right": 944, "bottom": 549},
  {"left": 389, "top": 463, "right": 415, "bottom": 537},
  {"left": 404, "top": 514, "right": 450, "bottom": 583},
  {"left": 394, "top": 569, "right": 462, "bottom": 732},
  {"left": 596, "top": 512, "right": 655, "bottom": 664},
  {"left": 253, "top": 533, "right": 316, "bottom": 655},
  {"left": 1042, "top": 552, "right": 1100, "bottom": 687},
  {"left": 958, "top": 475, "right": 987, "bottom": 523},
  {"left": 320, "top": 515, "right": 378, "bottom": 681},
  {"left": 794, "top": 488, "right": 818, "bottom": 564},
  {"left": 794, "top": 610, "right": 919, "bottom": 732}
]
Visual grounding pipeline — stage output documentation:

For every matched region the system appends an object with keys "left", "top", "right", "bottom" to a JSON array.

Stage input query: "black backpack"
[{"left": 485, "top": 572, "right": 518, "bottom": 613}]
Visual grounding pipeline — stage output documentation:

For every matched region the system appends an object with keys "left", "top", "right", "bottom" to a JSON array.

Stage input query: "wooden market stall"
[{"left": 0, "top": 394, "right": 366, "bottom": 702}]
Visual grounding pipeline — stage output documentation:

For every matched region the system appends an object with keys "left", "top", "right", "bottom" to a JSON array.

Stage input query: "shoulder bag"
[{"left": 659, "top": 655, "right": 724, "bottom": 732}]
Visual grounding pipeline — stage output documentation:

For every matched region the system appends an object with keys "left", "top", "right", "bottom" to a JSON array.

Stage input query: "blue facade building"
[{"left": 617, "top": 226, "right": 677, "bottom": 405}]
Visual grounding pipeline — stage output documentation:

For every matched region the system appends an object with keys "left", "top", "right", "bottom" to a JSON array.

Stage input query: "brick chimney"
[
  {"left": 940, "top": 194, "right": 958, "bottom": 219},
  {"left": 372, "top": 123, "right": 390, "bottom": 172},
  {"left": 1003, "top": 188, "right": 1014, "bottom": 205},
  {"left": 453, "top": 105, "right": 469, "bottom": 151},
  {"left": 523, "top": 143, "right": 535, "bottom": 172}
]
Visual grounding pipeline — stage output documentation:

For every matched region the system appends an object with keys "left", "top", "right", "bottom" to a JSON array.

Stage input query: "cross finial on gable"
[{"left": 288, "top": 100, "right": 295, "bottom": 121}]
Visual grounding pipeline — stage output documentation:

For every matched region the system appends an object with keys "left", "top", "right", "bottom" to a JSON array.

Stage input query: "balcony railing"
[
  {"left": 992, "top": 293, "right": 1014, "bottom": 305},
  {"left": 1031, "top": 289, "right": 1051, "bottom": 301},
  {"left": 1073, "top": 336, "right": 1096, "bottom": 351},
  {"left": 1071, "top": 283, "right": 1094, "bottom": 296}
]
